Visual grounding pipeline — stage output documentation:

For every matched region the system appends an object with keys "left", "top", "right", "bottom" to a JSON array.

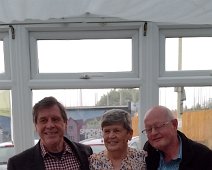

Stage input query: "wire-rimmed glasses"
[{"left": 142, "top": 121, "right": 171, "bottom": 135}]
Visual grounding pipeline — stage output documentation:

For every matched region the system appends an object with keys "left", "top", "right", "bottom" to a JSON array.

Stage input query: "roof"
[{"left": 1, "top": 1, "right": 212, "bottom": 24}]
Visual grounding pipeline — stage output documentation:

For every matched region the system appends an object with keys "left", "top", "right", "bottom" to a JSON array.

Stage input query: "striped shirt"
[
  {"left": 40, "top": 141, "right": 80, "bottom": 170},
  {"left": 158, "top": 136, "right": 182, "bottom": 170}
]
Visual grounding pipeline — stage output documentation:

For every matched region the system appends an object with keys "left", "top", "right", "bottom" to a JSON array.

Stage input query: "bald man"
[{"left": 142, "top": 105, "right": 212, "bottom": 170}]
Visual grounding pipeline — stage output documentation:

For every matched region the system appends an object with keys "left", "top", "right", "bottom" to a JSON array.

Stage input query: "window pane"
[
  {"left": 165, "top": 37, "right": 212, "bottom": 71},
  {"left": 37, "top": 39, "right": 132, "bottom": 73},
  {"left": 33, "top": 88, "right": 139, "bottom": 144},
  {"left": 160, "top": 86, "right": 212, "bottom": 149},
  {"left": 0, "top": 90, "right": 12, "bottom": 142},
  {"left": 0, "top": 90, "right": 13, "bottom": 166},
  {"left": 0, "top": 41, "right": 4, "bottom": 73}
]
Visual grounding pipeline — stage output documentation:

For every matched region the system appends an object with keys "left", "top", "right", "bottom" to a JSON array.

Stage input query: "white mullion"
[
  {"left": 10, "top": 25, "right": 34, "bottom": 154},
  {"left": 139, "top": 22, "right": 160, "bottom": 146}
]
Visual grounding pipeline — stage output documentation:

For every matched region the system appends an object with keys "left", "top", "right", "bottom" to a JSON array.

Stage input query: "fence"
[{"left": 182, "top": 109, "right": 212, "bottom": 149}]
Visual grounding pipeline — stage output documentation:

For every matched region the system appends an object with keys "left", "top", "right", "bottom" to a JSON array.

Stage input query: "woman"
[{"left": 89, "top": 109, "right": 147, "bottom": 170}]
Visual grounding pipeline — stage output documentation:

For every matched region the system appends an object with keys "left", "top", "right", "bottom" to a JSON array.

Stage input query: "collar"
[
  {"left": 40, "top": 140, "right": 73, "bottom": 158},
  {"left": 178, "top": 135, "right": 182, "bottom": 159}
]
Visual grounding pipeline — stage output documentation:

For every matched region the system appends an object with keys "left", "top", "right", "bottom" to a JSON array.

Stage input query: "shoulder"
[
  {"left": 89, "top": 150, "right": 105, "bottom": 161},
  {"left": 89, "top": 151, "right": 110, "bottom": 170},
  {"left": 118, "top": 148, "right": 147, "bottom": 170},
  {"left": 72, "top": 141, "right": 91, "bottom": 149},
  {"left": 185, "top": 138, "right": 212, "bottom": 156},
  {"left": 179, "top": 131, "right": 212, "bottom": 153},
  {"left": 143, "top": 140, "right": 158, "bottom": 155},
  {"left": 64, "top": 137, "right": 93, "bottom": 155},
  {"left": 9, "top": 145, "right": 37, "bottom": 161},
  {"left": 128, "top": 147, "right": 147, "bottom": 161},
  {"left": 178, "top": 131, "right": 212, "bottom": 163},
  {"left": 129, "top": 147, "right": 147, "bottom": 155},
  {"left": 142, "top": 141, "right": 160, "bottom": 169},
  {"left": 7, "top": 145, "right": 39, "bottom": 169}
]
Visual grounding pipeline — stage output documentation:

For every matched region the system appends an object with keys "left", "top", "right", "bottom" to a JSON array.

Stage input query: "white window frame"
[
  {"left": 6, "top": 20, "right": 212, "bottom": 154},
  {"left": 0, "top": 27, "right": 11, "bottom": 81},
  {"left": 28, "top": 22, "right": 142, "bottom": 80},
  {"left": 159, "top": 27, "right": 212, "bottom": 80}
]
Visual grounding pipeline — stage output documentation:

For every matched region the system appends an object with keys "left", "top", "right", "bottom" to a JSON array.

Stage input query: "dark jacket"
[
  {"left": 7, "top": 137, "right": 93, "bottom": 170},
  {"left": 143, "top": 130, "right": 212, "bottom": 170}
]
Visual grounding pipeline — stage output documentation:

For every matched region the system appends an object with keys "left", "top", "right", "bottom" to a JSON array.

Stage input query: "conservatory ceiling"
[{"left": 1, "top": 0, "right": 212, "bottom": 25}]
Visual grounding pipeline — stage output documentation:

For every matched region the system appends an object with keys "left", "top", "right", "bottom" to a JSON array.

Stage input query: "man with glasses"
[{"left": 142, "top": 105, "right": 212, "bottom": 170}]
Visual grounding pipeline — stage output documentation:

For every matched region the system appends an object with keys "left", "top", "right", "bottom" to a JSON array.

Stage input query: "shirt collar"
[
  {"left": 178, "top": 135, "right": 182, "bottom": 159},
  {"left": 40, "top": 140, "right": 73, "bottom": 158}
]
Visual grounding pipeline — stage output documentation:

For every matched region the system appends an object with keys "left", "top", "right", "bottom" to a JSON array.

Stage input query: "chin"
[
  {"left": 107, "top": 147, "right": 119, "bottom": 152},
  {"left": 153, "top": 143, "right": 166, "bottom": 151},
  {"left": 151, "top": 142, "right": 163, "bottom": 150}
]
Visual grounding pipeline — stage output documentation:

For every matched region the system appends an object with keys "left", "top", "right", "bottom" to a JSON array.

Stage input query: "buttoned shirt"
[{"left": 40, "top": 141, "right": 80, "bottom": 170}]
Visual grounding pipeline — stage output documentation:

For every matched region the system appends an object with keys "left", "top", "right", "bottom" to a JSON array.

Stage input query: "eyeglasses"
[{"left": 142, "top": 121, "right": 171, "bottom": 135}]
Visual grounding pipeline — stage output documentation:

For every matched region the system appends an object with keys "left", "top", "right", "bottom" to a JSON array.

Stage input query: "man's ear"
[{"left": 172, "top": 119, "right": 178, "bottom": 129}]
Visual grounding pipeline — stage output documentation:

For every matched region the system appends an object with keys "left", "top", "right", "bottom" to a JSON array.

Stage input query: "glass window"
[
  {"left": 160, "top": 86, "right": 212, "bottom": 149},
  {"left": 0, "top": 90, "right": 13, "bottom": 167},
  {"left": 33, "top": 88, "right": 140, "bottom": 143},
  {"left": 0, "top": 90, "right": 12, "bottom": 143},
  {"left": 37, "top": 39, "right": 132, "bottom": 73},
  {"left": 165, "top": 37, "right": 212, "bottom": 71},
  {"left": 0, "top": 41, "right": 4, "bottom": 74}
]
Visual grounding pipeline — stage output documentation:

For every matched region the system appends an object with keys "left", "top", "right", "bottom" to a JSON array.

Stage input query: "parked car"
[
  {"left": 0, "top": 142, "right": 14, "bottom": 170},
  {"left": 80, "top": 136, "right": 140, "bottom": 153},
  {"left": 79, "top": 138, "right": 105, "bottom": 153},
  {"left": 128, "top": 136, "right": 141, "bottom": 150},
  {"left": 0, "top": 140, "right": 39, "bottom": 170}
]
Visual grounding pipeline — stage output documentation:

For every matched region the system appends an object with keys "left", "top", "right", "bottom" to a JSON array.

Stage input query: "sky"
[
  {"left": 166, "top": 37, "right": 212, "bottom": 71},
  {"left": 37, "top": 39, "right": 132, "bottom": 73}
]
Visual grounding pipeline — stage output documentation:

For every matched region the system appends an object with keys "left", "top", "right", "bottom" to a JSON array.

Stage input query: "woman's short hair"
[
  {"left": 32, "top": 96, "right": 67, "bottom": 124},
  {"left": 101, "top": 109, "right": 132, "bottom": 132}
]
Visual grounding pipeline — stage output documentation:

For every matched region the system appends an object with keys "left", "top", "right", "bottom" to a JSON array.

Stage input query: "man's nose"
[
  {"left": 46, "top": 120, "right": 54, "bottom": 127},
  {"left": 108, "top": 131, "right": 116, "bottom": 138},
  {"left": 150, "top": 127, "right": 158, "bottom": 135}
]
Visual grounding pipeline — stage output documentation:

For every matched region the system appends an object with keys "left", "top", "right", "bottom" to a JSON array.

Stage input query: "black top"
[
  {"left": 143, "top": 130, "right": 212, "bottom": 170},
  {"left": 7, "top": 137, "right": 93, "bottom": 170}
]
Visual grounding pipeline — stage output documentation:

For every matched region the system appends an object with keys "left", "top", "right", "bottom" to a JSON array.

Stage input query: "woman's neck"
[{"left": 106, "top": 148, "right": 128, "bottom": 169}]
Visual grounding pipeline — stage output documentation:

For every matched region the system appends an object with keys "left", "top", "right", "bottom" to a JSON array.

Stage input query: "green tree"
[{"left": 96, "top": 89, "right": 139, "bottom": 106}]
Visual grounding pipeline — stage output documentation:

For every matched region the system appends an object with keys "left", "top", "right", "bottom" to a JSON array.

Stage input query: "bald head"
[
  {"left": 144, "top": 105, "right": 175, "bottom": 123},
  {"left": 143, "top": 106, "right": 179, "bottom": 153}
]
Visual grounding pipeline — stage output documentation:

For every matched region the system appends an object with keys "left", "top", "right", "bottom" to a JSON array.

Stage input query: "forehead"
[
  {"left": 103, "top": 123, "right": 124, "bottom": 130},
  {"left": 37, "top": 105, "right": 62, "bottom": 118},
  {"left": 144, "top": 108, "right": 167, "bottom": 125}
]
